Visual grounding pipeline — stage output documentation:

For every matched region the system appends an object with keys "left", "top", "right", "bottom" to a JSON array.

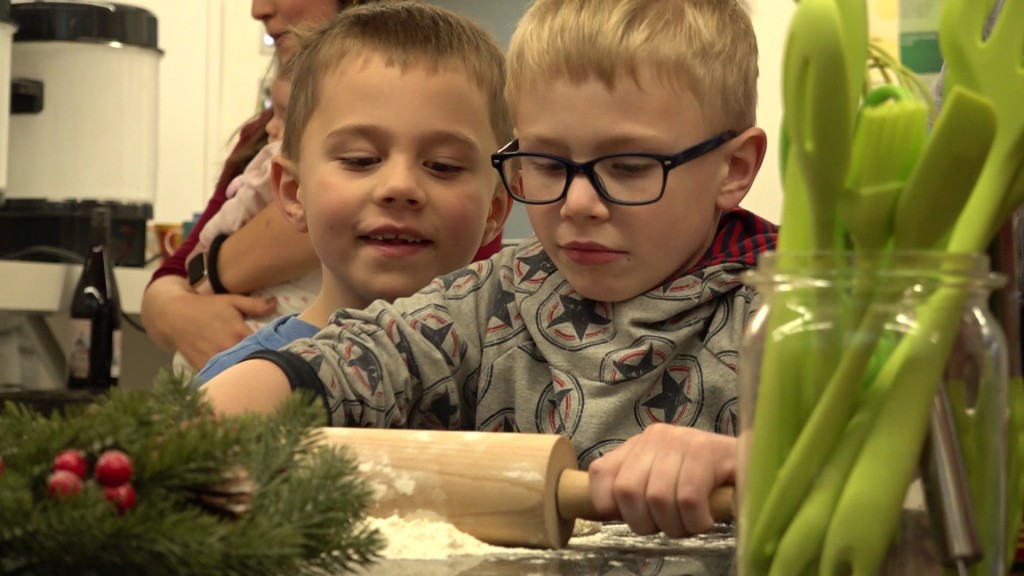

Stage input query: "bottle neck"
[{"left": 88, "top": 209, "right": 112, "bottom": 251}]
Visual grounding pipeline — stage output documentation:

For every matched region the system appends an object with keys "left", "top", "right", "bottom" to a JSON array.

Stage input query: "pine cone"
[{"left": 194, "top": 465, "right": 256, "bottom": 518}]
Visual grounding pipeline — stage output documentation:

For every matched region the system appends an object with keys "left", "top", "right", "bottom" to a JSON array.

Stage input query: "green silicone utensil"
[
  {"left": 942, "top": 0, "right": 1024, "bottom": 252},
  {"left": 781, "top": 0, "right": 851, "bottom": 252},
  {"left": 842, "top": 85, "right": 927, "bottom": 253},
  {"left": 832, "top": 0, "right": 868, "bottom": 118},
  {"left": 892, "top": 86, "right": 996, "bottom": 251}
]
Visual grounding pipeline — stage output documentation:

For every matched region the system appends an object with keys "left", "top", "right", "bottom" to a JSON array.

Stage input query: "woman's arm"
[
  {"left": 140, "top": 275, "right": 278, "bottom": 368},
  {"left": 214, "top": 202, "right": 320, "bottom": 294}
]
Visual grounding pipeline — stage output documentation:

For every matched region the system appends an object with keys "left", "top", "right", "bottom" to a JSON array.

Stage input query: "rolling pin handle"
[{"left": 556, "top": 469, "right": 736, "bottom": 524}]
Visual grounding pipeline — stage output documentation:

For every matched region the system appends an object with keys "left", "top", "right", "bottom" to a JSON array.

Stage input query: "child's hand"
[{"left": 587, "top": 423, "right": 736, "bottom": 538}]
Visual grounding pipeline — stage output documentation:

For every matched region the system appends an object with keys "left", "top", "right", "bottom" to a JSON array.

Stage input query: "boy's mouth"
[{"left": 365, "top": 233, "right": 427, "bottom": 244}]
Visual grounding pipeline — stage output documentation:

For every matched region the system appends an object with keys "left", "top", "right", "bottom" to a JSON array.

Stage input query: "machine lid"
[
  {"left": 11, "top": 0, "right": 158, "bottom": 50},
  {"left": 0, "top": 198, "right": 153, "bottom": 220}
]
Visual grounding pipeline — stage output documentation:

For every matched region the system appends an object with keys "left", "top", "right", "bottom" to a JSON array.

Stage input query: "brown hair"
[
  {"left": 506, "top": 0, "right": 758, "bottom": 131},
  {"left": 281, "top": 0, "right": 511, "bottom": 161}
]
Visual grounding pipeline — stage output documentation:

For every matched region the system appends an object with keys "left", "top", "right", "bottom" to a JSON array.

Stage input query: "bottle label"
[
  {"left": 111, "top": 329, "right": 122, "bottom": 379},
  {"left": 68, "top": 319, "right": 92, "bottom": 379}
]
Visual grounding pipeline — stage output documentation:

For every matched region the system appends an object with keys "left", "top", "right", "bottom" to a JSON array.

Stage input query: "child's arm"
[
  {"left": 200, "top": 358, "right": 294, "bottom": 415},
  {"left": 586, "top": 423, "right": 737, "bottom": 538},
  {"left": 201, "top": 260, "right": 498, "bottom": 424}
]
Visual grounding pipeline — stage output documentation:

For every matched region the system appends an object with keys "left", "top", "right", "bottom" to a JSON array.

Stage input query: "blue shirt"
[{"left": 195, "top": 313, "right": 318, "bottom": 387}]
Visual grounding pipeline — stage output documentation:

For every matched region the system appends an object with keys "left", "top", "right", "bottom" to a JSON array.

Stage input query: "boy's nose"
[
  {"left": 560, "top": 173, "right": 610, "bottom": 220},
  {"left": 374, "top": 162, "right": 427, "bottom": 208}
]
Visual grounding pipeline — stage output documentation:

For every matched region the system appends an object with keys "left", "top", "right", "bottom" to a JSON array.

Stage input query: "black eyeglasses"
[{"left": 490, "top": 131, "right": 737, "bottom": 206}]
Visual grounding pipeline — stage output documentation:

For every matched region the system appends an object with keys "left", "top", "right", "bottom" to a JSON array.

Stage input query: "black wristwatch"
[{"left": 188, "top": 234, "right": 230, "bottom": 294}]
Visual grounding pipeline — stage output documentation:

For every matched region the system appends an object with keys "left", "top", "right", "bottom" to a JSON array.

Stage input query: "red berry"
[
  {"left": 103, "top": 483, "right": 138, "bottom": 513},
  {"left": 52, "top": 449, "right": 88, "bottom": 479},
  {"left": 47, "top": 470, "right": 83, "bottom": 498},
  {"left": 0, "top": 456, "right": 5, "bottom": 475},
  {"left": 94, "top": 450, "right": 133, "bottom": 487}
]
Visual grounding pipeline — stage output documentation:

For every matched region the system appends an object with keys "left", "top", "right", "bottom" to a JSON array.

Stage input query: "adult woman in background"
[{"left": 141, "top": 0, "right": 360, "bottom": 371}]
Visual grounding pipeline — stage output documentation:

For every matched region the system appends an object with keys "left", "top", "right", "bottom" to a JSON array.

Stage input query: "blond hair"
[
  {"left": 282, "top": 0, "right": 511, "bottom": 160},
  {"left": 506, "top": 0, "right": 758, "bottom": 131}
]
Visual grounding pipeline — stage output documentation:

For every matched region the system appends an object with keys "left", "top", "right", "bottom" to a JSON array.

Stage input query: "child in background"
[
  {"left": 203, "top": 0, "right": 776, "bottom": 538},
  {"left": 186, "top": 57, "right": 321, "bottom": 336},
  {"left": 195, "top": 1, "right": 511, "bottom": 384},
  {"left": 193, "top": 66, "right": 290, "bottom": 259}
]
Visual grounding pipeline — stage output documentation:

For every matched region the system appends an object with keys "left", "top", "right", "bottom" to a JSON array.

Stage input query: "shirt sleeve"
[{"left": 277, "top": 258, "right": 504, "bottom": 429}]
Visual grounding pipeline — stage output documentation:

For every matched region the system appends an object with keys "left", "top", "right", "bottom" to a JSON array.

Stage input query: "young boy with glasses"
[{"left": 203, "top": 0, "right": 777, "bottom": 538}]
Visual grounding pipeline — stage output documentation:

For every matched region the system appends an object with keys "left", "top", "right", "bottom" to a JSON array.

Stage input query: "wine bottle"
[{"left": 67, "top": 207, "right": 122, "bottom": 390}]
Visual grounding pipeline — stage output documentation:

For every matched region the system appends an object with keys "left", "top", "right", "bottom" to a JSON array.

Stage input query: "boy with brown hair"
[
  {"left": 195, "top": 0, "right": 511, "bottom": 381},
  {"left": 204, "top": 0, "right": 776, "bottom": 538}
]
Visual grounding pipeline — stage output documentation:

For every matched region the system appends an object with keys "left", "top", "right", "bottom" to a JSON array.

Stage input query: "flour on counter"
[{"left": 364, "top": 512, "right": 534, "bottom": 559}]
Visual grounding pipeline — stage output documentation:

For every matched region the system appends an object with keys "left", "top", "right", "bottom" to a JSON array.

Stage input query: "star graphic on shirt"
[
  {"left": 305, "top": 352, "right": 324, "bottom": 374},
  {"left": 345, "top": 346, "right": 383, "bottom": 395},
  {"left": 548, "top": 294, "right": 611, "bottom": 340},
  {"left": 426, "top": 393, "right": 458, "bottom": 428},
  {"left": 547, "top": 387, "right": 574, "bottom": 434},
  {"left": 440, "top": 267, "right": 479, "bottom": 290},
  {"left": 642, "top": 369, "right": 693, "bottom": 423},
  {"left": 498, "top": 415, "right": 515, "bottom": 432},
  {"left": 391, "top": 332, "right": 422, "bottom": 385},
  {"left": 518, "top": 251, "right": 557, "bottom": 283},
  {"left": 613, "top": 344, "right": 658, "bottom": 379},
  {"left": 419, "top": 322, "right": 454, "bottom": 354},
  {"left": 488, "top": 287, "right": 517, "bottom": 327}
]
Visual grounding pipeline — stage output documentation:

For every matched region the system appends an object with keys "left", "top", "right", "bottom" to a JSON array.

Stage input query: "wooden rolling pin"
[{"left": 316, "top": 428, "right": 734, "bottom": 549}]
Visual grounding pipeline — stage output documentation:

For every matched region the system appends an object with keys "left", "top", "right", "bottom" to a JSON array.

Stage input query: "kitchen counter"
[
  {"left": 0, "top": 259, "right": 171, "bottom": 389},
  {"left": 356, "top": 523, "right": 735, "bottom": 576}
]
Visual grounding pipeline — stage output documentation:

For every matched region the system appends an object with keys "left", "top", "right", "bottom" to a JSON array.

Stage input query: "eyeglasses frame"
[{"left": 490, "top": 130, "right": 738, "bottom": 206}]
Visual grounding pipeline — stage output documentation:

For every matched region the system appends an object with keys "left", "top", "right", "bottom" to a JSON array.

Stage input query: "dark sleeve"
[
  {"left": 243, "top": 349, "right": 331, "bottom": 420},
  {"left": 148, "top": 110, "right": 272, "bottom": 283}
]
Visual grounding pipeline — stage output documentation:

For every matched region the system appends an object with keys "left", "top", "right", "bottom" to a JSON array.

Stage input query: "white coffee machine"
[{"left": 0, "top": 0, "right": 161, "bottom": 267}]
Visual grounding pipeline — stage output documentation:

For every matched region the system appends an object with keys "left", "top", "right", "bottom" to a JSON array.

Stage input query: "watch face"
[{"left": 187, "top": 254, "right": 205, "bottom": 286}]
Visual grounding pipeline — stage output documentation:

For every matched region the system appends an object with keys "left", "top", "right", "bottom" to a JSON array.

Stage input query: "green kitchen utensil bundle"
[{"left": 738, "top": 0, "right": 1024, "bottom": 575}]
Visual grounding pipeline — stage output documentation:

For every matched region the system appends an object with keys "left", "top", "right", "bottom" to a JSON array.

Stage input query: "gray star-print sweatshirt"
[{"left": 254, "top": 209, "right": 777, "bottom": 467}]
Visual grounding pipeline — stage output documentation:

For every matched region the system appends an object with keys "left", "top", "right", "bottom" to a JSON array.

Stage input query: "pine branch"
[{"left": 0, "top": 373, "right": 382, "bottom": 575}]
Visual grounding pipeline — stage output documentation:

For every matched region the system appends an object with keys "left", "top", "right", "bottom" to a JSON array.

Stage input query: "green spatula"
[
  {"left": 842, "top": 85, "right": 927, "bottom": 253},
  {"left": 892, "top": 86, "right": 996, "bottom": 251}
]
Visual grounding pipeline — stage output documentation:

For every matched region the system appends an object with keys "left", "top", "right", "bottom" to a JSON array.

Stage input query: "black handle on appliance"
[{"left": 11, "top": 78, "right": 43, "bottom": 114}]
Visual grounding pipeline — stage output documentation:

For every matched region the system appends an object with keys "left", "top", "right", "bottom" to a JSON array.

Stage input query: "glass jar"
[{"left": 737, "top": 251, "right": 1010, "bottom": 576}]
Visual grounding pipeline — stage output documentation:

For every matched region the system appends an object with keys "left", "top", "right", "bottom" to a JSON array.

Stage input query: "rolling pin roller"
[{"left": 316, "top": 428, "right": 734, "bottom": 549}]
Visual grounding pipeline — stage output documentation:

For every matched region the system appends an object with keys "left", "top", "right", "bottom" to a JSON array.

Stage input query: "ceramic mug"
[{"left": 154, "top": 223, "right": 183, "bottom": 258}]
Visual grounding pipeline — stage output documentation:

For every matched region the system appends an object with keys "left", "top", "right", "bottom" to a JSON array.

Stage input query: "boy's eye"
[
  {"left": 338, "top": 156, "right": 379, "bottom": 169},
  {"left": 424, "top": 161, "right": 464, "bottom": 175},
  {"left": 603, "top": 157, "right": 660, "bottom": 177},
  {"left": 522, "top": 157, "right": 565, "bottom": 175}
]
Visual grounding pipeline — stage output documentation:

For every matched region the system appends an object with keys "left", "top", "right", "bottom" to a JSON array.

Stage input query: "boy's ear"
[
  {"left": 479, "top": 182, "right": 513, "bottom": 247},
  {"left": 716, "top": 127, "right": 767, "bottom": 211},
  {"left": 272, "top": 154, "right": 308, "bottom": 233}
]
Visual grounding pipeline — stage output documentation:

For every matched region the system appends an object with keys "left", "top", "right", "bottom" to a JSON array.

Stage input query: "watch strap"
[{"left": 205, "top": 233, "right": 230, "bottom": 294}]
